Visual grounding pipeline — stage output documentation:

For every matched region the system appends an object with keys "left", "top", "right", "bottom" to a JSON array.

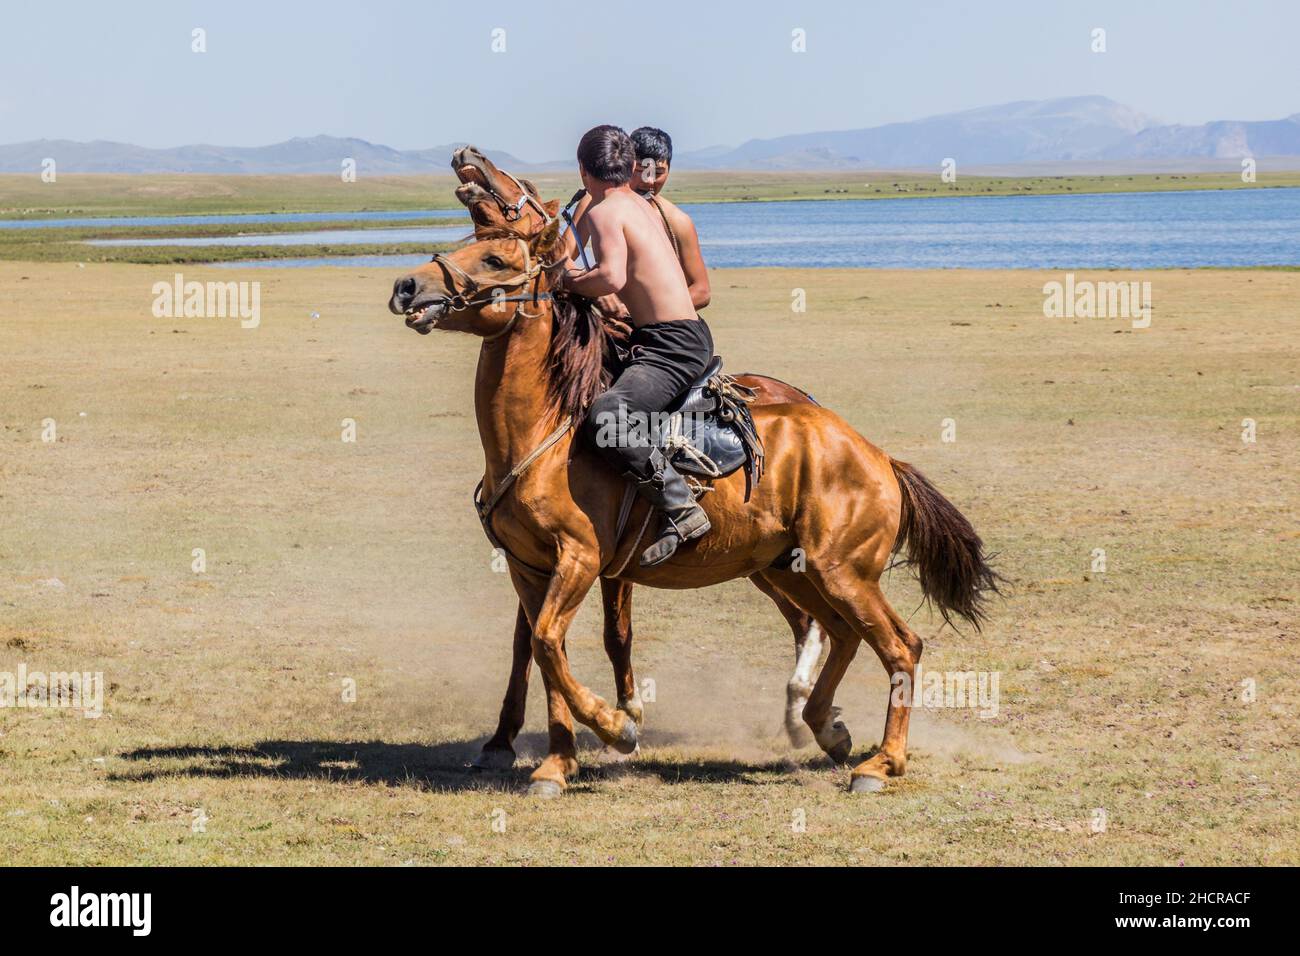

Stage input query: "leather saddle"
[{"left": 658, "top": 356, "right": 765, "bottom": 498}]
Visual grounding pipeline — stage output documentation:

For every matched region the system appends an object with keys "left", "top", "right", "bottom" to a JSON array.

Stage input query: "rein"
[
  {"left": 473, "top": 417, "right": 574, "bottom": 575},
  {"left": 559, "top": 188, "right": 592, "bottom": 271}
]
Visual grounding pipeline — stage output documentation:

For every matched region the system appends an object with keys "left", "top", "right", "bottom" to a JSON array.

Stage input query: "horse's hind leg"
[
  {"left": 759, "top": 570, "right": 858, "bottom": 763},
  {"left": 600, "top": 578, "right": 643, "bottom": 727},
  {"left": 846, "top": 586, "right": 921, "bottom": 791},
  {"left": 750, "top": 573, "right": 822, "bottom": 747},
  {"left": 809, "top": 569, "right": 919, "bottom": 793}
]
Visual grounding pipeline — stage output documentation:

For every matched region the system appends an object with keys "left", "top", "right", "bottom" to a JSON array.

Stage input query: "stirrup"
[{"left": 640, "top": 507, "right": 710, "bottom": 568}]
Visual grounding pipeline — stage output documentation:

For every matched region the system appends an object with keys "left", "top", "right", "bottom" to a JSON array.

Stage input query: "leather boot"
[{"left": 627, "top": 449, "right": 711, "bottom": 568}]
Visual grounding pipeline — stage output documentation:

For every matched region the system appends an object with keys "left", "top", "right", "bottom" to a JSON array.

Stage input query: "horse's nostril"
[{"left": 393, "top": 276, "right": 417, "bottom": 307}]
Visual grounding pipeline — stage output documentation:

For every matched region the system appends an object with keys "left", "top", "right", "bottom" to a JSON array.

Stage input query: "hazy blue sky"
[{"left": 2, "top": 0, "right": 1295, "bottom": 159}]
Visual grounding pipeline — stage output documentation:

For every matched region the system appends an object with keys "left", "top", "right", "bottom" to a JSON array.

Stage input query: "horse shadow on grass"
[{"left": 112, "top": 733, "right": 837, "bottom": 794}]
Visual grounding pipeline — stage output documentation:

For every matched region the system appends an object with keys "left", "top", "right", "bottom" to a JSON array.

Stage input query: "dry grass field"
[{"left": 1, "top": 261, "right": 1296, "bottom": 865}]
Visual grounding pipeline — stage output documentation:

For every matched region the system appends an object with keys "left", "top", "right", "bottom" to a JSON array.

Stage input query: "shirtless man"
[
  {"left": 558, "top": 125, "right": 713, "bottom": 567},
  {"left": 569, "top": 126, "right": 710, "bottom": 317},
  {"left": 627, "top": 126, "right": 710, "bottom": 309}
]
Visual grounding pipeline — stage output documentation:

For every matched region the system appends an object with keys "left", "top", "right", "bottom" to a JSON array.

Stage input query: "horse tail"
[{"left": 889, "top": 459, "right": 1001, "bottom": 631}]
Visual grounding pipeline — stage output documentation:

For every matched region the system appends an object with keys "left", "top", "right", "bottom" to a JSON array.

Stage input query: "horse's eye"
[{"left": 484, "top": 256, "right": 506, "bottom": 269}]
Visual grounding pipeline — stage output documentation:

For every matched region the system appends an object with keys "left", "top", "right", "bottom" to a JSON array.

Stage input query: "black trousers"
[{"left": 583, "top": 317, "right": 714, "bottom": 477}]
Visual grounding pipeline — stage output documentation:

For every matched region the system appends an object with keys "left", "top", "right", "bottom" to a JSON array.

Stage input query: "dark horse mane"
[
  {"left": 474, "top": 226, "right": 622, "bottom": 425},
  {"left": 545, "top": 290, "right": 617, "bottom": 424}
]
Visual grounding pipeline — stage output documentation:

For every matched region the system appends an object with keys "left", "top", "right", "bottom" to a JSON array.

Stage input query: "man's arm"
[
  {"left": 563, "top": 205, "right": 627, "bottom": 298},
  {"left": 564, "top": 194, "right": 630, "bottom": 319},
  {"left": 674, "top": 213, "right": 711, "bottom": 310}
]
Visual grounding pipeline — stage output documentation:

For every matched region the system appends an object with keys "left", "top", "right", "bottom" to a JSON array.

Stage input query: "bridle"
[
  {"left": 424, "top": 237, "right": 558, "bottom": 342},
  {"left": 475, "top": 166, "right": 554, "bottom": 226}
]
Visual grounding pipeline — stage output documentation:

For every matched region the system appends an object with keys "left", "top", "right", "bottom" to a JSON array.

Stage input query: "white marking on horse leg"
[
  {"left": 785, "top": 621, "right": 823, "bottom": 746},
  {"left": 791, "top": 621, "right": 823, "bottom": 689}
]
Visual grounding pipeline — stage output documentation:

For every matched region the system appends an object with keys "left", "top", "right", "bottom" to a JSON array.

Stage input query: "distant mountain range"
[
  {"left": 680, "top": 96, "right": 1300, "bottom": 169},
  {"left": 0, "top": 136, "right": 532, "bottom": 175},
  {"left": 3, "top": 97, "right": 1297, "bottom": 174},
  {"left": 678, "top": 96, "right": 1154, "bottom": 169}
]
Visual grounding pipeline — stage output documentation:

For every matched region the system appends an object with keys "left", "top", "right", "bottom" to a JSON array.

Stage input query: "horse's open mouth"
[
  {"left": 457, "top": 164, "right": 489, "bottom": 189},
  {"left": 404, "top": 299, "right": 448, "bottom": 334}
]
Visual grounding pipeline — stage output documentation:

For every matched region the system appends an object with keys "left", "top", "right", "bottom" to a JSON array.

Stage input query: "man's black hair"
[
  {"left": 576, "top": 125, "right": 635, "bottom": 185},
  {"left": 630, "top": 126, "right": 673, "bottom": 165}
]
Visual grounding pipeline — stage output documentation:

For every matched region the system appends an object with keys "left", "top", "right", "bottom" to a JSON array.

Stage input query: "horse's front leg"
[
  {"left": 472, "top": 603, "right": 533, "bottom": 770},
  {"left": 514, "top": 557, "right": 638, "bottom": 797}
]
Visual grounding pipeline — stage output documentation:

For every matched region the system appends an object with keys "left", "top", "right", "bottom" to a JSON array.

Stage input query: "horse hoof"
[
  {"left": 785, "top": 720, "right": 815, "bottom": 749},
  {"left": 850, "top": 774, "right": 887, "bottom": 794},
  {"left": 827, "top": 740, "right": 853, "bottom": 766},
  {"left": 471, "top": 747, "right": 516, "bottom": 770},
  {"left": 609, "top": 715, "right": 639, "bottom": 755},
  {"left": 814, "top": 714, "right": 852, "bottom": 764},
  {"left": 527, "top": 780, "right": 564, "bottom": 799}
]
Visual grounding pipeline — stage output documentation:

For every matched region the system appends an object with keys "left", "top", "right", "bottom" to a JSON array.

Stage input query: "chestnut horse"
[
  {"left": 388, "top": 218, "right": 997, "bottom": 795},
  {"left": 449, "top": 146, "right": 826, "bottom": 757}
]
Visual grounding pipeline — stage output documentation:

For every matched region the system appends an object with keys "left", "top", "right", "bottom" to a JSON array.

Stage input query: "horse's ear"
[{"left": 534, "top": 217, "right": 562, "bottom": 258}]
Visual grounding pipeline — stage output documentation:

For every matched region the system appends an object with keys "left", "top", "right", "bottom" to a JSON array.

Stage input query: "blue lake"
[
  {"left": 22, "top": 187, "right": 1295, "bottom": 269},
  {"left": 222, "top": 187, "right": 1300, "bottom": 270},
  {"left": 683, "top": 187, "right": 1300, "bottom": 269}
]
